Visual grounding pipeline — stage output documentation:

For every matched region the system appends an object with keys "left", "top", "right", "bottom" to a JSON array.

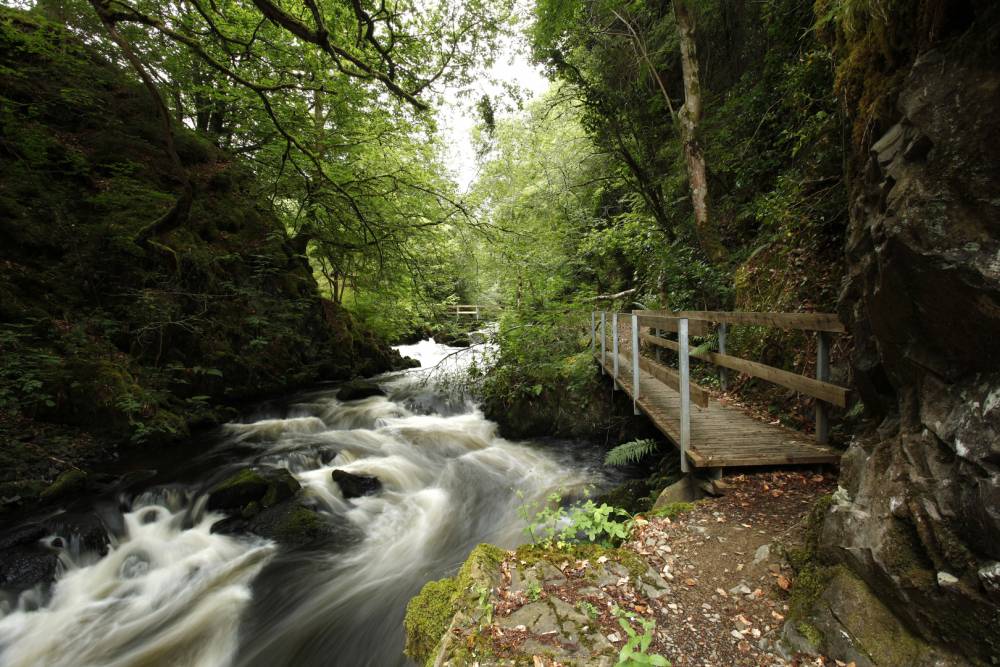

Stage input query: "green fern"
[{"left": 604, "top": 439, "right": 659, "bottom": 466}]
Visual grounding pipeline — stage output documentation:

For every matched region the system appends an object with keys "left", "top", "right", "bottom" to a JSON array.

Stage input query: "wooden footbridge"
[{"left": 591, "top": 310, "right": 847, "bottom": 472}]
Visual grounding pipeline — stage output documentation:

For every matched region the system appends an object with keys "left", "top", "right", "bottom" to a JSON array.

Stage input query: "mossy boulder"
[
  {"left": 207, "top": 466, "right": 302, "bottom": 512},
  {"left": 261, "top": 468, "right": 300, "bottom": 508},
  {"left": 783, "top": 565, "right": 967, "bottom": 667},
  {"left": 404, "top": 543, "right": 506, "bottom": 666},
  {"left": 207, "top": 469, "right": 270, "bottom": 511},
  {"left": 39, "top": 469, "right": 87, "bottom": 501},
  {"left": 247, "top": 503, "right": 355, "bottom": 547},
  {"left": 404, "top": 577, "right": 460, "bottom": 666}
]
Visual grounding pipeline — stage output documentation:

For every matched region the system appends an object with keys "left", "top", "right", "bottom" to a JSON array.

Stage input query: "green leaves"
[
  {"left": 604, "top": 439, "right": 659, "bottom": 466},
  {"left": 518, "top": 489, "right": 634, "bottom": 549},
  {"left": 614, "top": 608, "right": 671, "bottom": 667}
]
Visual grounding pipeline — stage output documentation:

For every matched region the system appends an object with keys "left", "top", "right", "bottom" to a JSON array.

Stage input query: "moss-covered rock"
[
  {"left": 404, "top": 543, "right": 506, "bottom": 666},
  {"left": 39, "top": 469, "right": 87, "bottom": 501},
  {"left": 404, "top": 577, "right": 460, "bottom": 666},
  {"left": 207, "top": 469, "right": 269, "bottom": 511}
]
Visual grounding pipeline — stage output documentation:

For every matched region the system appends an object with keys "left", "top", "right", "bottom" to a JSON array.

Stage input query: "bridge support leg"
[
  {"left": 816, "top": 331, "right": 830, "bottom": 444},
  {"left": 679, "top": 317, "right": 691, "bottom": 474},
  {"left": 612, "top": 312, "right": 619, "bottom": 390},
  {"left": 600, "top": 312, "right": 606, "bottom": 374},
  {"left": 718, "top": 323, "right": 728, "bottom": 392},
  {"left": 631, "top": 313, "right": 640, "bottom": 415}
]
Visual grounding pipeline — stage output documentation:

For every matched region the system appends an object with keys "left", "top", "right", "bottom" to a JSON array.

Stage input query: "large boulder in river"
[
  {"left": 813, "top": 7, "right": 1000, "bottom": 664},
  {"left": 337, "top": 379, "right": 386, "bottom": 401},
  {"left": 207, "top": 467, "right": 301, "bottom": 512},
  {"left": 332, "top": 470, "right": 381, "bottom": 499}
]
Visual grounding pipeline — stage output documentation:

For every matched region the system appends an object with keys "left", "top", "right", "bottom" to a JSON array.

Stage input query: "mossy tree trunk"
[{"left": 673, "top": 0, "right": 727, "bottom": 265}]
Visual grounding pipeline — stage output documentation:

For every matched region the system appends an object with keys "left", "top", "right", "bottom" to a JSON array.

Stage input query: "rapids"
[{"left": 0, "top": 339, "right": 614, "bottom": 666}]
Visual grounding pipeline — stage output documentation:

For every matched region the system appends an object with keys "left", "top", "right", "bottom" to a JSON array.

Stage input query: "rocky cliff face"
[{"left": 824, "top": 5, "right": 1000, "bottom": 664}]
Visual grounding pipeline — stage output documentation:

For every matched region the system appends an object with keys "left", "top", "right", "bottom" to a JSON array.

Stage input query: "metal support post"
[{"left": 679, "top": 318, "right": 691, "bottom": 474}]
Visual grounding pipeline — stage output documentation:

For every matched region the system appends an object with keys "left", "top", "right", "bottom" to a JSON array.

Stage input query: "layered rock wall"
[{"left": 825, "top": 6, "right": 1000, "bottom": 664}]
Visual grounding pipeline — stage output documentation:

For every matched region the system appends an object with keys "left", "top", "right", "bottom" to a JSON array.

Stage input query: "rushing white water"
[{"left": 0, "top": 338, "right": 611, "bottom": 667}]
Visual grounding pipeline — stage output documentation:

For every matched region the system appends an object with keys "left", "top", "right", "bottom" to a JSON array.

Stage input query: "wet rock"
[
  {"left": 213, "top": 501, "right": 355, "bottom": 548},
  {"left": 42, "top": 512, "right": 109, "bottom": 556},
  {"left": 437, "top": 332, "right": 471, "bottom": 348},
  {"left": 753, "top": 543, "right": 770, "bottom": 565},
  {"left": 0, "top": 523, "right": 47, "bottom": 551},
  {"left": 337, "top": 379, "right": 385, "bottom": 401},
  {"left": 332, "top": 470, "right": 381, "bottom": 499}
]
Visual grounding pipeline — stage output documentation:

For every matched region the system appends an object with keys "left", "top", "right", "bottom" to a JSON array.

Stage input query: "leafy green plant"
[
  {"left": 613, "top": 608, "right": 670, "bottom": 667},
  {"left": 604, "top": 439, "right": 659, "bottom": 466},
  {"left": 577, "top": 600, "right": 599, "bottom": 620},
  {"left": 474, "top": 585, "right": 494, "bottom": 628},
  {"left": 518, "top": 490, "right": 633, "bottom": 548},
  {"left": 527, "top": 581, "right": 542, "bottom": 601}
]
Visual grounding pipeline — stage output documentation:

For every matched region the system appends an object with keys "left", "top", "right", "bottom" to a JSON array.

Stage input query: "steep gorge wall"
[
  {"left": 816, "top": 3, "right": 1000, "bottom": 664},
  {"left": 0, "top": 10, "right": 404, "bottom": 510}
]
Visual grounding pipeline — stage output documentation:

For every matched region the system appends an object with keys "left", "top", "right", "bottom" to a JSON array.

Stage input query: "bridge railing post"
[
  {"left": 600, "top": 312, "right": 606, "bottom": 374},
  {"left": 631, "top": 313, "right": 640, "bottom": 415},
  {"left": 612, "top": 312, "right": 619, "bottom": 389},
  {"left": 679, "top": 317, "right": 691, "bottom": 474},
  {"left": 718, "top": 323, "right": 728, "bottom": 392},
  {"left": 816, "top": 331, "right": 830, "bottom": 444}
]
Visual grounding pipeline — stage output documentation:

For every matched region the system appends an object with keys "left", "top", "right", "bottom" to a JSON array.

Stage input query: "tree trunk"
[{"left": 673, "top": 0, "right": 727, "bottom": 264}]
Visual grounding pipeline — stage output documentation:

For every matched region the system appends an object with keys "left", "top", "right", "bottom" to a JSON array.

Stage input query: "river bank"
[
  {"left": 0, "top": 338, "right": 631, "bottom": 666},
  {"left": 406, "top": 470, "right": 964, "bottom": 666}
]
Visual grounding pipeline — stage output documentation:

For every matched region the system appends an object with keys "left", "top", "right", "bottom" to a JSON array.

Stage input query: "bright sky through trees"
[{"left": 436, "top": 12, "right": 549, "bottom": 192}]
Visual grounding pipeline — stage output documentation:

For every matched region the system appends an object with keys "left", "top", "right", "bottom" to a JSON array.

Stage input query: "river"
[{"left": 0, "top": 339, "right": 615, "bottom": 666}]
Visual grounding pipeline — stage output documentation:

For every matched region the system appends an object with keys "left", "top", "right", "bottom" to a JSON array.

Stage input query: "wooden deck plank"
[{"left": 597, "top": 353, "right": 840, "bottom": 469}]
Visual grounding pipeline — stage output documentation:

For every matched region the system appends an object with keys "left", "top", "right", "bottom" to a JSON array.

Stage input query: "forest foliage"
[{"left": 473, "top": 0, "right": 850, "bottom": 432}]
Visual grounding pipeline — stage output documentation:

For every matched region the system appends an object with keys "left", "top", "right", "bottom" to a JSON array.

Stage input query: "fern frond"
[{"left": 604, "top": 438, "right": 659, "bottom": 466}]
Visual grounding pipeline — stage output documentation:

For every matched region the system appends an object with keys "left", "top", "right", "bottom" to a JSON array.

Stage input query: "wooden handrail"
[
  {"left": 640, "top": 333, "right": 847, "bottom": 407},
  {"left": 672, "top": 310, "right": 845, "bottom": 333},
  {"left": 635, "top": 313, "right": 709, "bottom": 336},
  {"left": 593, "top": 307, "right": 847, "bottom": 457}
]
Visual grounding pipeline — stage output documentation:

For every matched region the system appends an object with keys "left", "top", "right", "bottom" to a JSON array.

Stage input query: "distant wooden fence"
[{"left": 591, "top": 309, "right": 848, "bottom": 472}]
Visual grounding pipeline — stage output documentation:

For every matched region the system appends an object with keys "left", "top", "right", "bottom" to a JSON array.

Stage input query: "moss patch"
[
  {"left": 404, "top": 577, "right": 461, "bottom": 666},
  {"left": 649, "top": 501, "right": 696, "bottom": 519},
  {"left": 39, "top": 468, "right": 87, "bottom": 501},
  {"left": 403, "top": 543, "right": 507, "bottom": 666}
]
